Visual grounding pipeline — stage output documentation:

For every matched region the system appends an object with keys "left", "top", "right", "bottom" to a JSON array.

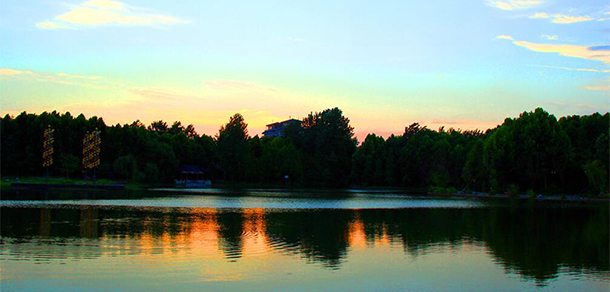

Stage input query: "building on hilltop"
[{"left": 263, "top": 118, "right": 301, "bottom": 138}]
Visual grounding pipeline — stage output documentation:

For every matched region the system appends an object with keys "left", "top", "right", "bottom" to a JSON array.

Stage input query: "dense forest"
[{"left": 1, "top": 107, "right": 608, "bottom": 195}]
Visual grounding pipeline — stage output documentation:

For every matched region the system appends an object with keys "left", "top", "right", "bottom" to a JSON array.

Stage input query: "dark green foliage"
[
  {"left": 559, "top": 113, "right": 610, "bottom": 193},
  {"left": 144, "top": 163, "right": 160, "bottom": 183},
  {"left": 583, "top": 160, "right": 608, "bottom": 194},
  {"left": 351, "top": 134, "right": 385, "bottom": 186},
  {"left": 462, "top": 140, "right": 486, "bottom": 191},
  {"left": 345, "top": 108, "right": 606, "bottom": 194},
  {"left": 113, "top": 155, "right": 136, "bottom": 180},
  {"left": 300, "top": 108, "right": 357, "bottom": 187},
  {"left": 57, "top": 154, "right": 80, "bottom": 178},
  {"left": 0, "top": 111, "right": 215, "bottom": 184},
  {"left": 148, "top": 120, "right": 169, "bottom": 133},
  {"left": 144, "top": 139, "right": 178, "bottom": 182},
  {"left": 0, "top": 108, "right": 607, "bottom": 193},
  {"left": 485, "top": 108, "right": 571, "bottom": 192},
  {"left": 216, "top": 114, "right": 251, "bottom": 181}
]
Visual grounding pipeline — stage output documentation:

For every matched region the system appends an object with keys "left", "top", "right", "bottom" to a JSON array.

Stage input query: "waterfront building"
[{"left": 263, "top": 118, "right": 301, "bottom": 138}]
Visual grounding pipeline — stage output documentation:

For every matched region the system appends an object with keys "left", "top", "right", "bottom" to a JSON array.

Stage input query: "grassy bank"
[{"left": 0, "top": 176, "right": 168, "bottom": 190}]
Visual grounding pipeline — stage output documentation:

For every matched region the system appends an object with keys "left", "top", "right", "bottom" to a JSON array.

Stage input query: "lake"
[{"left": 1, "top": 189, "right": 608, "bottom": 291}]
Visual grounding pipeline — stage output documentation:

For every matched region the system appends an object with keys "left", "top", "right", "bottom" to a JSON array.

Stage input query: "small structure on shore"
[
  {"left": 175, "top": 165, "right": 211, "bottom": 188},
  {"left": 263, "top": 118, "right": 301, "bottom": 138}
]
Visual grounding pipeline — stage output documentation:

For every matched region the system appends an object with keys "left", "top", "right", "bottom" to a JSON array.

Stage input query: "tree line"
[{"left": 1, "top": 107, "right": 607, "bottom": 194}]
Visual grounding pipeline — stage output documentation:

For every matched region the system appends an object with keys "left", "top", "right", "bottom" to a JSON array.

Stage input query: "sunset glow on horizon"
[{"left": 1, "top": 0, "right": 608, "bottom": 140}]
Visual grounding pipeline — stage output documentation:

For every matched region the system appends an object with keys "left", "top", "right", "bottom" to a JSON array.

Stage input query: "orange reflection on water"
[
  {"left": 348, "top": 211, "right": 392, "bottom": 251},
  {"left": 185, "top": 207, "right": 220, "bottom": 253},
  {"left": 241, "top": 208, "right": 268, "bottom": 257},
  {"left": 348, "top": 211, "right": 367, "bottom": 250}
]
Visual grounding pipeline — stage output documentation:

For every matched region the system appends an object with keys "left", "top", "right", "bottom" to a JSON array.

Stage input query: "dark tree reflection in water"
[{"left": 0, "top": 197, "right": 608, "bottom": 291}]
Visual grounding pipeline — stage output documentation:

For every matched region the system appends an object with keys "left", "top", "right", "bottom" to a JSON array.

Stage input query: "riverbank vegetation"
[{"left": 1, "top": 108, "right": 607, "bottom": 195}]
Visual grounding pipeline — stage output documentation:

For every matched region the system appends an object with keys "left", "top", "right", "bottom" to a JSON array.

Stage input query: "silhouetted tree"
[{"left": 216, "top": 114, "right": 251, "bottom": 181}]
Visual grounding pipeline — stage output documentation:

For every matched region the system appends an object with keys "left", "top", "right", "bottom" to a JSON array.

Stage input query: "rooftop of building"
[{"left": 265, "top": 118, "right": 302, "bottom": 127}]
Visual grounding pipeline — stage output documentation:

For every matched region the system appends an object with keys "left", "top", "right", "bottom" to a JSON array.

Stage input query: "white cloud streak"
[
  {"left": 533, "top": 65, "right": 610, "bottom": 73},
  {"left": 551, "top": 14, "right": 593, "bottom": 24},
  {"left": 541, "top": 35, "right": 558, "bottom": 40},
  {"left": 485, "top": 0, "right": 543, "bottom": 11},
  {"left": 582, "top": 77, "right": 610, "bottom": 91},
  {"left": 0, "top": 68, "right": 115, "bottom": 89},
  {"left": 36, "top": 0, "right": 188, "bottom": 30},
  {"left": 496, "top": 35, "right": 515, "bottom": 40},
  {"left": 496, "top": 37, "right": 610, "bottom": 64},
  {"left": 530, "top": 12, "right": 604, "bottom": 24},
  {"left": 530, "top": 12, "right": 549, "bottom": 18}
]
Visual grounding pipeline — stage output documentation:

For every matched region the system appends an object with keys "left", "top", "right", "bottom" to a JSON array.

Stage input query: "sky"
[{"left": 1, "top": 0, "right": 608, "bottom": 140}]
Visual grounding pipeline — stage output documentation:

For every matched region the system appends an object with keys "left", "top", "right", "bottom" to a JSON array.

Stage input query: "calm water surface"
[{"left": 1, "top": 189, "right": 608, "bottom": 291}]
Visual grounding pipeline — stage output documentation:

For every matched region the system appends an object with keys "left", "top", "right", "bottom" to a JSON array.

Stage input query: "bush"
[
  {"left": 57, "top": 154, "right": 80, "bottom": 178},
  {"left": 113, "top": 155, "right": 136, "bottom": 180},
  {"left": 429, "top": 186, "right": 447, "bottom": 193},
  {"left": 508, "top": 184, "right": 519, "bottom": 197},
  {"left": 135, "top": 171, "right": 146, "bottom": 183},
  {"left": 583, "top": 160, "right": 609, "bottom": 194},
  {"left": 489, "top": 179, "right": 501, "bottom": 195},
  {"left": 144, "top": 163, "right": 159, "bottom": 183}
]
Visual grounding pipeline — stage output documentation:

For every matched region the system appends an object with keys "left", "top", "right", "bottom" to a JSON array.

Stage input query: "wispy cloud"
[
  {"left": 36, "top": 0, "right": 188, "bottom": 30},
  {"left": 541, "top": 35, "right": 558, "bottom": 40},
  {"left": 530, "top": 12, "right": 605, "bottom": 23},
  {"left": 549, "top": 101, "right": 599, "bottom": 109},
  {"left": 204, "top": 80, "right": 278, "bottom": 92},
  {"left": 129, "top": 89, "right": 193, "bottom": 102},
  {"left": 513, "top": 41, "right": 610, "bottom": 64},
  {"left": 0, "top": 68, "right": 35, "bottom": 76},
  {"left": 86, "top": 0, "right": 125, "bottom": 9},
  {"left": 496, "top": 35, "right": 515, "bottom": 40},
  {"left": 530, "top": 12, "right": 549, "bottom": 18},
  {"left": 485, "top": 0, "right": 543, "bottom": 11},
  {"left": 551, "top": 14, "right": 593, "bottom": 24},
  {"left": 533, "top": 65, "right": 610, "bottom": 73},
  {"left": 429, "top": 118, "right": 497, "bottom": 126},
  {"left": 0, "top": 68, "right": 113, "bottom": 88},
  {"left": 583, "top": 84, "right": 610, "bottom": 91},
  {"left": 56, "top": 72, "right": 102, "bottom": 80},
  {"left": 497, "top": 37, "right": 610, "bottom": 64},
  {"left": 36, "top": 21, "right": 73, "bottom": 30},
  {"left": 582, "top": 77, "right": 610, "bottom": 91}
]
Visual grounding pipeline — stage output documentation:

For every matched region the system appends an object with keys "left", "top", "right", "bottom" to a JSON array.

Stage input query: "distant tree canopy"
[{"left": 0, "top": 108, "right": 608, "bottom": 194}]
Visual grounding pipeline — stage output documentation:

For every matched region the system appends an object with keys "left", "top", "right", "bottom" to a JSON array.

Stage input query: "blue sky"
[{"left": 1, "top": 0, "right": 608, "bottom": 138}]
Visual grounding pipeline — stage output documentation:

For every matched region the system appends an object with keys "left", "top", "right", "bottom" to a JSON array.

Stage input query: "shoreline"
[
  {"left": 2, "top": 178, "right": 608, "bottom": 203},
  {"left": 426, "top": 191, "right": 610, "bottom": 203}
]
